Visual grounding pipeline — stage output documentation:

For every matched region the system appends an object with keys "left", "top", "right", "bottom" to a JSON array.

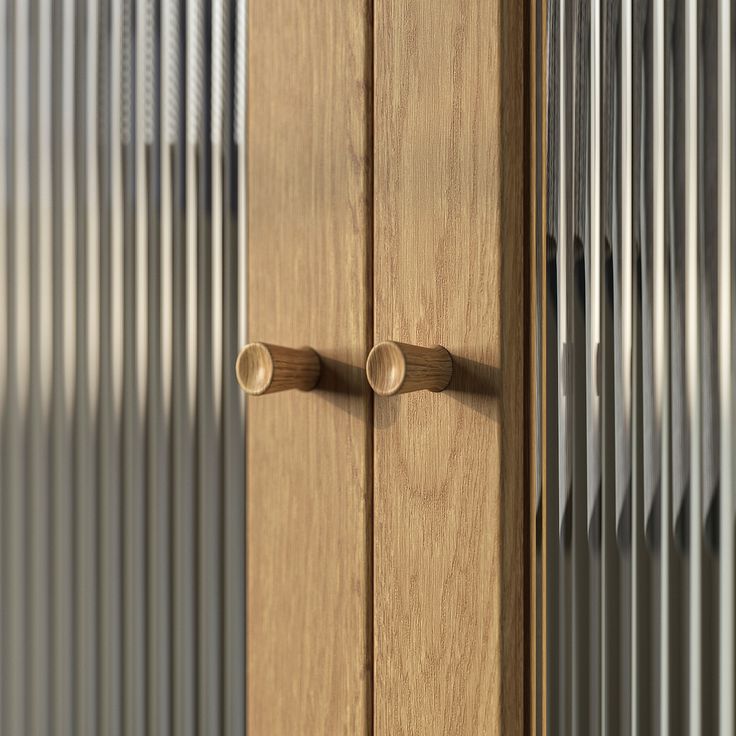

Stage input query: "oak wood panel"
[
  {"left": 247, "top": 1, "right": 372, "bottom": 732},
  {"left": 373, "top": 0, "right": 526, "bottom": 733}
]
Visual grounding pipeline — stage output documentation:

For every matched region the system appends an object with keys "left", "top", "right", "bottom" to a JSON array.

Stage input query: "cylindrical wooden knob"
[
  {"left": 236, "top": 342, "right": 321, "bottom": 395},
  {"left": 366, "top": 341, "right": 452, "bottom": 396}
]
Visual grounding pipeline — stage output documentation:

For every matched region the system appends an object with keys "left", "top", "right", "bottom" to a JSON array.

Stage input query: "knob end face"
[
  {"left": 366, "top": 341, "right": 407, "bottom": 396},
  {"left": 236, "top": 342, "right": 275, "bottom": 395}
]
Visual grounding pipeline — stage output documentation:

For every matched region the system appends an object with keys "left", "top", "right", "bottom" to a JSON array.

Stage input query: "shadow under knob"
[
  {"left": 236, "top": 342, "right": 321, "bottom": 395},
  {"left": 366, "top": 340, "right": 452, "bottom": 396}
]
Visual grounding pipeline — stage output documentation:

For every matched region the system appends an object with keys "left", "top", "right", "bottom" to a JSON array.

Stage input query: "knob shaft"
[
  {"left": 236, "top": 342, "right": 321, "bottom": 395},
  {"left": 366, "top": 341, "right": 452, "bottom": 396}
]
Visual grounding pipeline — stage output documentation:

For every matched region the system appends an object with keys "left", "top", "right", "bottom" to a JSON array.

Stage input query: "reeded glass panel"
[
  {"left": 534, "top": 0, "right": 735, "bottom": 732},
  {"left": 0, "top": 2, "right": 247, "bottom": 733}
]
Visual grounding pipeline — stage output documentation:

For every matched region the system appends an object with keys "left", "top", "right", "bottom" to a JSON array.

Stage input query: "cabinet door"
[
  {"left": 373, "top": 1, "right": 527, "bottom": 733},
  {"left": 247, "top": 1, "right": 373, "bottom": 733}
]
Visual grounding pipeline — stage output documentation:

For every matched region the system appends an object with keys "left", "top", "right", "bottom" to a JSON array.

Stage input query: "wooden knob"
[
  {"left": 235, "top": 342, "right": 321, "bottom": 395},
  {"left": 366, "top": 341, "right": 452, "bottom": 396}
]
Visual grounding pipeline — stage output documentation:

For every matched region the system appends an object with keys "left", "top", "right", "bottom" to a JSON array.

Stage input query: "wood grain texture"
[
  {"left": 247, "top": 0, "right": 372, "bottom": 733},
  {"left": 373, "top": 0, "right": 526, "bottom": 733},
  {"left": 366, "top": 341, "right": 453, "bottom": 395}
]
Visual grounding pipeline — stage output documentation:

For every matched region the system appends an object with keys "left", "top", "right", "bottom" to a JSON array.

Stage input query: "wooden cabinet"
[{"left": 247, "top": 1, "right": 528, "bottom": 733}]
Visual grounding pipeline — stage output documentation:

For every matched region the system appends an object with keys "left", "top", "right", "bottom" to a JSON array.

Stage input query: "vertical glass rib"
[
  {"left": 30, "top": 0, "right": 53, "bottom": 729},
  {"left": 665, "top": 0, "right": 690, "bottom": 723},
  {"left": 653, "top": 0, "right": 669, "bottom": 729},
  {"left": 697, "top": 0, "right": 720, "bottom": 728},
  {"left": 236, "top": 0, "right": 247, "bottom": 351},
  {"left": 228, "top": 3, "right": 247, "bottom": 733},
  {"left": 544, "top": 0, "right": 561, "bottom": 729},
  {"left": 685, "top": 0, "right": 702, "bottom": 729},
  {"left": 589, "top": 0, "right": 601, "bottom": 540},
  {"left": 0, "top": 0, "right": 7, "bottom": 727},
  {"left": 572, "top": 1, "right": 597, "bottom": 732},
  {"left": 601, "top": 0, "right": 629, "bottom": 730},
  {"left": 173, "top": 2, "right": 201, "bottom": 734},
  {"left": 622, "top": 0, "right": 634, "bottom": 529},
  {"left": 622, "top": 0, "right": 635, "bottom": 731},
  {"left": 558, "top": 0, "right": 571, "bottom": 539},
  {"left": 719, "top": 0, "right": 734, "bottom": 732},
  {"left": 147, "top": 0, "right": 171, "bottom": 733},
  {"left": 559, "top": 0, "right": 574, "bottom": 729},
  {"left": 8, "top": 2, "right": 31, "bottom": 734},
  {"left": 98, "top": 0, "right": 122, "bottom": 731},
  {"left": 161, "top": 1, "right": 177, "bottom": 726},
  {"left": 77, "top": 0, "right": 100, "bottom": 732},
  {"left": 121, "top": 0, "right": 147, "bottom": 729},
  {"left": 201, "top": 1, "right": 223, "bottom": 733},
  {"left": 533, "top": 0, "right": 545, "bottom": 728},
  {"left": 52, "top": 1, "right": 76, "bottom": 732}
]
